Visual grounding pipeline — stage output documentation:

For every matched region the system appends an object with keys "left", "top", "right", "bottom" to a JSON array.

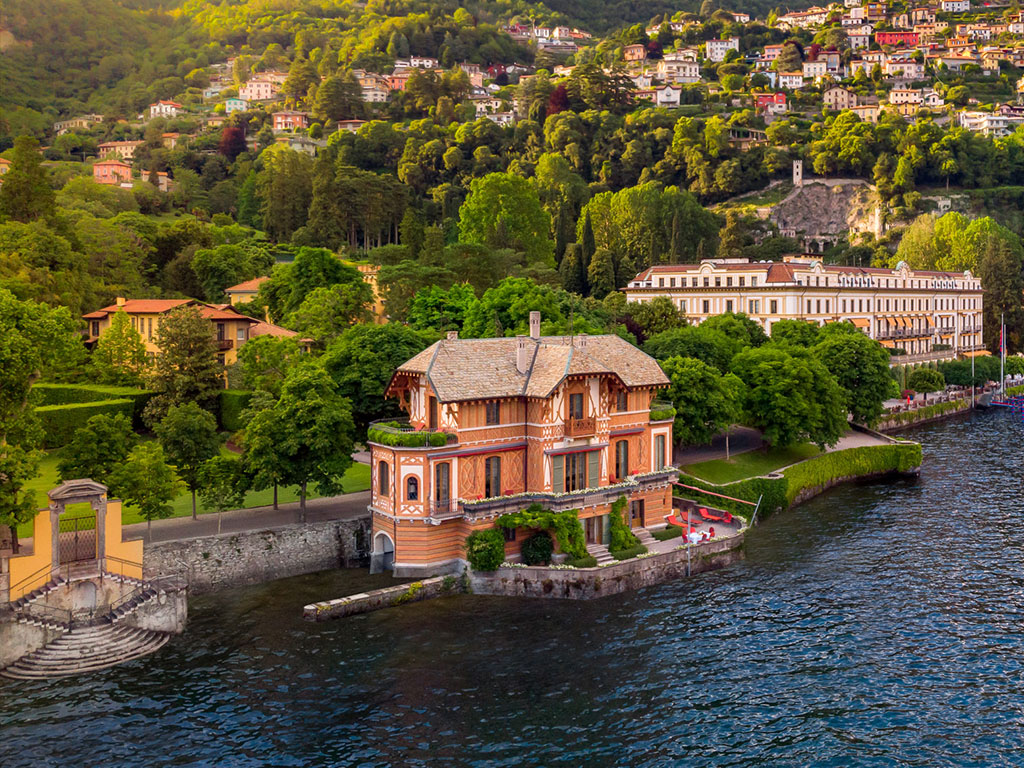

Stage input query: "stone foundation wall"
[
  {"left": 0, "top": 618, "right": 63, "bottom": 668},
  {"left": 144, "top": 516, "right": 372, "bottom": 596},
  {"left": 304, "top": 575, "right": 463, "bottom": 621},
  {"left": 124, "top": 586, "right": 188, "bottom": 634},
  {"left": 470, "top": 534, "right": 744, "bottom": 600}
]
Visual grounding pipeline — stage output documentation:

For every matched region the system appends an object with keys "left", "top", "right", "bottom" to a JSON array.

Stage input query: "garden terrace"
[
  {"left": 366, "top": 419, "right": 457, "bottom": 448},
  {"left": 649, "top": 399, "right": 677, "bottom": 422}
]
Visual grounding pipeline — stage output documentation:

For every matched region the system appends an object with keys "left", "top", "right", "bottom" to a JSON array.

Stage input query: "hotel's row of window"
[
  {"left": 659, "top": 274, "right": 972, "bottom": 290},
  {"left": 659, "top": 275, "right": 760, "bottom": 288}
]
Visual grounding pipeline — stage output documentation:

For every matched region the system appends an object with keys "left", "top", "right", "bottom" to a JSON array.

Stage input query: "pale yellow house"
[{"left": 84, "top": 298, "right": 257, "bottom": 366}]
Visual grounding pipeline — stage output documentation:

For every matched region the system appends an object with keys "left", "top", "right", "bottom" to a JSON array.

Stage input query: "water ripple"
[{"left": 5, "top": 410, "right": 1024, "bottom": 766}]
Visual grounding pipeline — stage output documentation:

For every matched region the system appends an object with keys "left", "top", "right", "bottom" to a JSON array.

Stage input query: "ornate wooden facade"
[{"left": 368, "top": 315, "right": 675, "bottom": 577}]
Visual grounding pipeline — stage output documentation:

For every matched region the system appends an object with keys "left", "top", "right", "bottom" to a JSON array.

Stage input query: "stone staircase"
[
  {"left": 586, "top": 543, "right": 615, "bottom": 565},
  {"left": 8, "top": 574, "right": 68, "bottom": 612},
  {"left": 0, "top": 624, "right": 171, "bottom": 680},
  {"left": 632, "top": 527, "right": 657, "bottom": 548}
]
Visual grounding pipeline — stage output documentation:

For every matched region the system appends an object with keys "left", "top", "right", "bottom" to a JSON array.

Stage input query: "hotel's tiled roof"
[{"left": 393, "top": 334, "right": 668, "bottom": 403}]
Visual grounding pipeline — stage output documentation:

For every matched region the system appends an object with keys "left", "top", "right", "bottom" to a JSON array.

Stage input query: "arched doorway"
[{"left": 370, "top": 532, "right": 395, "bottom": 574}]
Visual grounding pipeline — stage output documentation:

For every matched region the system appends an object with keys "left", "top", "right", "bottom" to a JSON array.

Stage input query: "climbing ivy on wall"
[
  {"left": 497, "top": 503, "right": 586, "bottom": 559},
  {"left": 608, "top": 495, "right": 639, "bottom": 552}
]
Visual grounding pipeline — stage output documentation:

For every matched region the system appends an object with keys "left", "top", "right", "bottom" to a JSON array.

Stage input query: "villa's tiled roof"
[
  {"left": 225, "top": 276, "right": 269, "bottom": 293},
  {"left": 83, "top": 299, "right": 255, "bottom": 323},
  {"left": 392, "top": 335, "right": 668, "bottom": 403}
]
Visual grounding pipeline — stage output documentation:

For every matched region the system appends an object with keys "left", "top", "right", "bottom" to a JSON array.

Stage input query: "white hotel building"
[{"left": 623, "top": 257, "right": 985, "bottom": 365}]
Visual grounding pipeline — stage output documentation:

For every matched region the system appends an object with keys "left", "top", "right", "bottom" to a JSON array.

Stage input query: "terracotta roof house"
[
  {"left": 224, "top": 276, "right": 269, "bottom": 306},
  {"left": 83, "top": 298, "right": 257, "bottom": 366},
  {"left": 368, "top": 312, "right": 676, "bottom": 576}
]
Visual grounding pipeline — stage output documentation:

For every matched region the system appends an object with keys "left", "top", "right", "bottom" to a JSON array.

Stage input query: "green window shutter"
[
  {"left": 552, "top": 454, "right": 564, "bottom": 494},
  {"left": 588, "top": 450, "right": 599, "bottom": 488}
]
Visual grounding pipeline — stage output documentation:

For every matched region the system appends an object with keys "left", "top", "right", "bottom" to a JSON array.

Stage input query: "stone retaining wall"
[
  {"left": 470, "top": 534, "right": 744, "bottom": 600},
  {"left": 144, "top": 516, "right": 372, "bottom": 595},
  {"left": 304, "top": 575, "right": 462, "bottom": 620},
  {"left": 875, "top": 398, "right": 972, "bottom": 432}
]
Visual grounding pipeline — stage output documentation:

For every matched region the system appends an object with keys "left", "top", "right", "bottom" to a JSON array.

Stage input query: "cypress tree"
[
  {"left": 670, "top": 211, "right": 683, "bottom": 260},
  {"left": 587, "top": 247, "right": 616, "bottom": 299},
  {"left": 560, "top": 243, "right": 587, "bottom": 295},
  {"left": 581, "top": 209, "right": 596, "bottom": 265}
]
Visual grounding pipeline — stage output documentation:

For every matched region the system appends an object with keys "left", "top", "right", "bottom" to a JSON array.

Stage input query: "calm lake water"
[{"left": 3, "top": 409, "right": 1024, "bottom": 767}]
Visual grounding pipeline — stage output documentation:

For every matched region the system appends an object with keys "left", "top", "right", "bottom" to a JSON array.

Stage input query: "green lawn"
[
  {"left": 18, "top": 449, "right": 371, "bottom": 537},
  {"left": 681, "top": 443, "right": 822, "bottom": 484}
]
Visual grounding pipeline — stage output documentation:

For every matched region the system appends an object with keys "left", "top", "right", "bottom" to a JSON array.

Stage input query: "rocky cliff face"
[{"left": 768, "top": 181, "right": 882, "bottom": 238}]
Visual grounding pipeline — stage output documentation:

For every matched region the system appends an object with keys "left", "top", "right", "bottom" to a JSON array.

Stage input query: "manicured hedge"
[
  {"left": 880, "top": 399, "right": 966, "bottom": 427},
  {"left": 31, "top": 384, "right": 153, "bottom": 427},
  {"left": 219, "top": 389, "right": 253, "bottom": 432},
  {"left": 367, "top": 422, "right": 450, "bottom": 447},
  {"left": 649, "top": 406, "right": 677, "bottom": 422},
  {"left": 35, "top": 399, "right": 135, "bottom": 448},
  {"left": 781, "top": 443, "right": 922, "bottom": 506},
  {"left": 611, "top": 544, "right": 648, "bottom": 561},
  {"left": 676, "top": 442, "right": 922, "bottom": 520},
  {"left": 563, "top": 555, "right": 598, "bottom": 568}
]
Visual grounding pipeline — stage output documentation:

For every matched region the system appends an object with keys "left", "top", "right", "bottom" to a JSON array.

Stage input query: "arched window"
[
  {"left": 406, "top": 476, "right": 418, "bottom": 501},
  {"left": 378, "top": 461, "right": 389, "bottom": 496}
]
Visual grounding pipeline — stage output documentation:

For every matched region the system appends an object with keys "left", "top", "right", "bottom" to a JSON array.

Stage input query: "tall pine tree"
[{"left": 0, "top": 136, "right": 55, "bottom": 222}]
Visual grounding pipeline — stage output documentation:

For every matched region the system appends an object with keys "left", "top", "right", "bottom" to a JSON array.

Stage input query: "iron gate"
[{"left": 58, "top": 514, "right": 96, "bottom": 564}]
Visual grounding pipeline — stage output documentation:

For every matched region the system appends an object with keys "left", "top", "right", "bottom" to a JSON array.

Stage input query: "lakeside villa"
[
  {"left": 367, "top": 312, "right": 677, "bottom": 576},
  {"left": 623, "top": 257, "right": 985, "bottom": 365}
]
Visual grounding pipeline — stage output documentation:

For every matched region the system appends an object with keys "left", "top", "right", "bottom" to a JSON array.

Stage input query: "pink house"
[
  {"left": 754, "top": 92, "right": 788, "bottom": 114},
  {"left": 93, "top": 160, "right": 133, "bottom": 186}
]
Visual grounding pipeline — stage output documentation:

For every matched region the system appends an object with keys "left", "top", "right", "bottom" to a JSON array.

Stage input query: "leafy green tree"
[
  {"left": 244, "top": 364, "right": 356, "bottom": 521},
  {"left": 57, "top": 413, "right": 136, "bottom": 486},
  {"left": 626, "top": 296, "right": 686, "bottom": 343},
  {"left": 461, "top": 277, "right": 563, "bottom": 338},
  {"left": 191, "top": 243, "right": 274, "bottom": 302},
  {"left": 643, "top": 325, "right": 737, "bottom": 372},
  {"left": 285, "top": 282, "right": 373, "bottom": 345},
  {"left": 0, "top": 290, "right": 79, "bottom": 549},
  {"left": 198, "top": 455, "right": 252, "bottom": 530},
  {"left": 320, "top": 323, "right": 434, "bottom": 430},
  {"left": 406, "top": 283, "right": 478, "bottom": 332},
  {"left": 977, "top": 235, "right": 1024, "bottom": 353},
  {"left": 559, "top": 243, "right": 588, "bottom": 295},
  {"left": 256, "top": 146, "right": 313, "bottom": 242},
  {"left": 91, "top": 309, "right": 150, "bottom": 386},
  {"left": 770, "top": 319, "right": 821, "bottom": 348},
  {"left": 314, "top": 72, "right": 364, "bottom": 122},
  {"left": 155, "top": 402, "right": 222, "bottom": 519},
  {"left": 814, "top": 332, "right": 894, "bottom": 424},
  {"left": 0, "top": 136, "right": 55, "bottom": 223},
  {"left": 731, "top": 345, "right": 847, "bottom": 449},
  {"left": 260, "top": 247, "right": 367, "bottom": 322},
  {"left": 143, "top": 305, "right": 223, "bottom": 426},
  {"left": 458, "top": 173, "right": 554, "bottom": 267},
  {"left": 237, "top": 335, "right": 304, "bottom": 397},
  {"left": 109, "top": 442, "right": 182, "bottom": 536},
  {"left": 701, "top": 312, "right": 768, "bottom": 349},
  {"left": 661, "top": 356, "right": 740, "bottom": 446},
  {"left": 907, "top": 367, "right": 946, "bottom": 401}
]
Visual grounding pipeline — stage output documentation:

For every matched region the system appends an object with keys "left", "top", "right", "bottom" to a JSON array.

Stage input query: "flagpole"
[{"left": 1001, "top": 313, "right": 1006, "bottom": 397}]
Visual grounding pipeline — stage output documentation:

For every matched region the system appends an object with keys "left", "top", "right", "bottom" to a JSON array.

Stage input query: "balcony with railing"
[
  {"left": 428, "top": 498, "right": 461, "bottom": 520},
  {"left": 367, "top": 418, "right": 457, "bottom": 448},
  {"left": 460, "top": 469, "right": 678, "bottom": 520},
  {"left": 564, "top": 415, "right": 596, "bottom": 437},
  {"left": 216, "top": 339, "right": 234, "bottom": 351}
]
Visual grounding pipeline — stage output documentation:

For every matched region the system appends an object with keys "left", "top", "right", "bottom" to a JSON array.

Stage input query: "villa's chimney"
[
  {"left": 446, "top": 331, "right": 458, "bottom": 340},
  {"left": 577, "top": 333, "right": 587, "bottom": 349},
  {"left": 516, "top": 335, "right": 530, "bottom": 374},
  {"left": 116, "top": 296, "right": 126, "bottom": 307},
  {"left": 529, "top": 310, "right": 541, "bottom": 340}
]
